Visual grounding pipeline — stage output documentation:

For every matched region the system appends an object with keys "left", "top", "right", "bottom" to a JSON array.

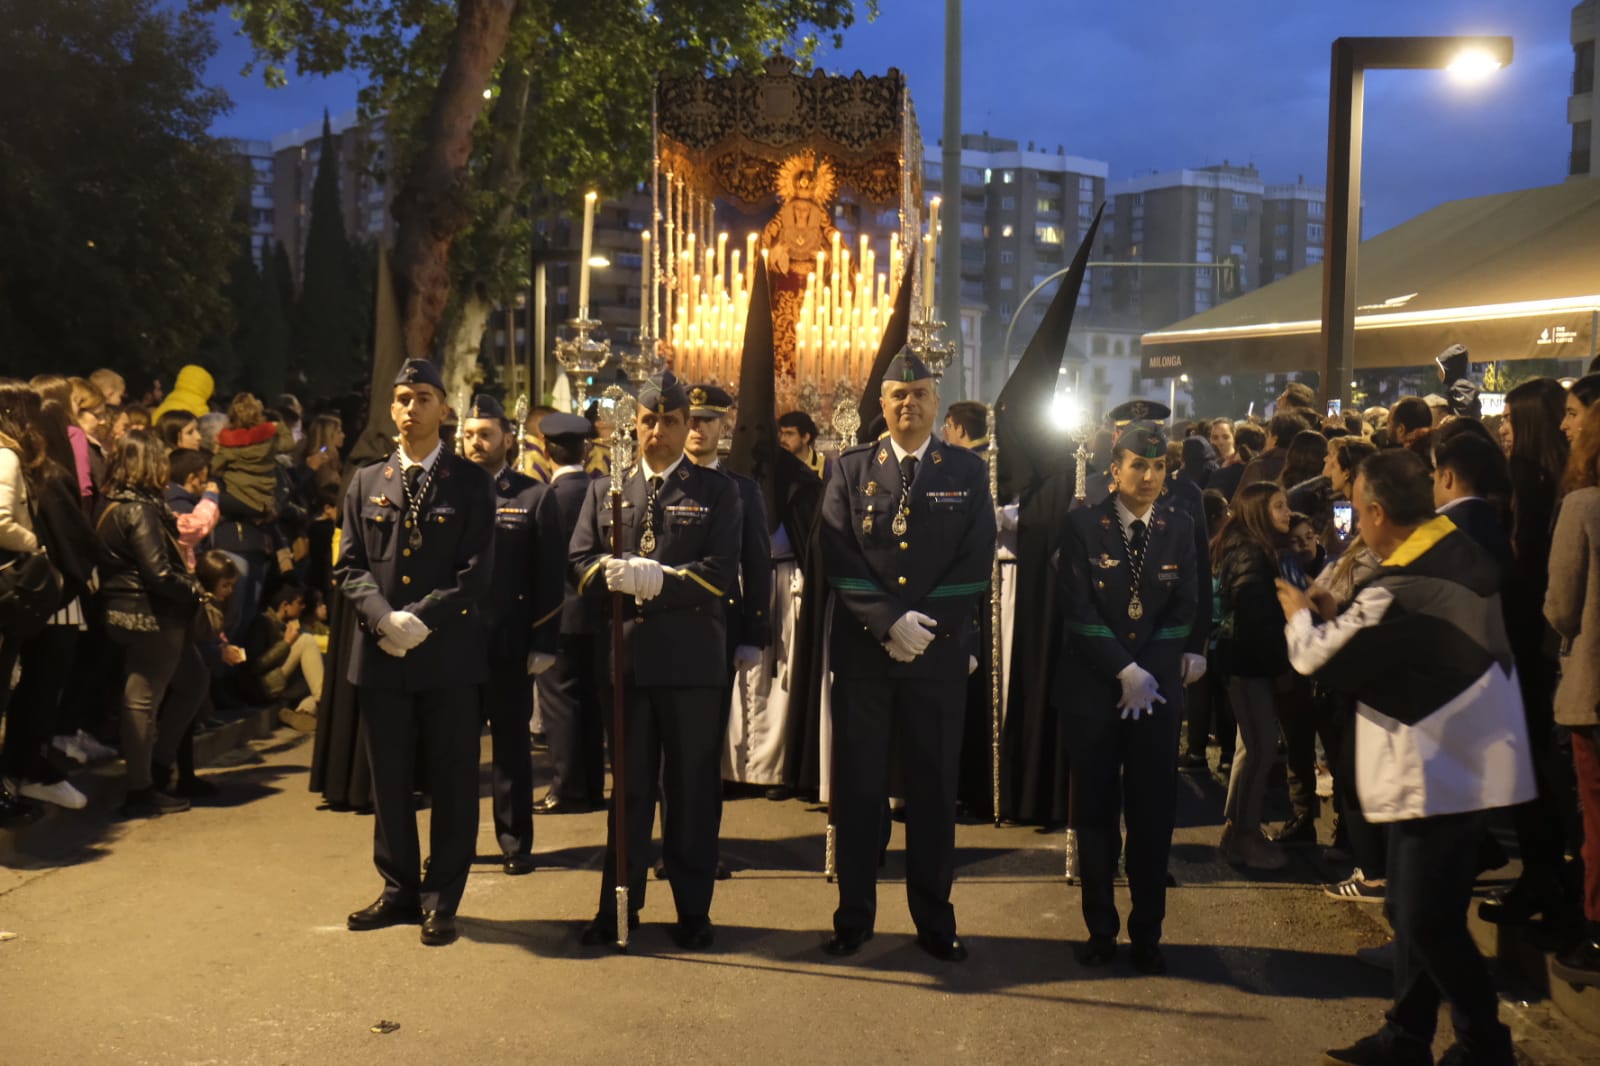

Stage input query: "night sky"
[{"left": 204, "top": 0, "right": 1573, "bottom": 236}]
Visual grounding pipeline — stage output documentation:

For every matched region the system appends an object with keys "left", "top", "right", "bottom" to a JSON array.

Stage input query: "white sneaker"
[
  {"left": 18, "top": 779, "right": 88, "bottom": 810},
  {"left": 50, "top": 734, "right": 88, "bottom": 765},
  {"left": 74, "top": 730, "right": 119, "bottom": 762}
]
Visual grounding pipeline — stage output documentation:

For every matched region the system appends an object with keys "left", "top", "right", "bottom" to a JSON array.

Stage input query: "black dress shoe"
[
  {"left": 420, "top": 911, "right": 457, "bottom": 946},
  {"left": 1478, "top": 875, "right": 1564, "bottom": 926},
  {"left": 672, "top": 916, "right": 715, "bottom": 950},
  {"left": 1177, "top": 753, "right": 1209, "bottom": 773},
  {"left": 347, "top": 898, "right": 423, "bottom": 931},
  {"left": 1131, "top": 942, "right": 1167, "bottom": 974},
  {"left": 502, "top": 853, "right": 536, "bottom": 876},
  {"left": 764, "top": 785, "right": 794, "bottom": 801},
  {"left": 915, "top": 931, "right": 969, "bottom": 963},
  {"left": 579, "top": 911, "right": 641, "bottom": 946},
  {"left": 175, "top": 775, "right": 220, "bottom": 799},
  {"left": 1075, "top": 935, "right": 1116, "bottom": 967},
  {"left": 823, "top": 928, "right": 874, "bottom": 957}
]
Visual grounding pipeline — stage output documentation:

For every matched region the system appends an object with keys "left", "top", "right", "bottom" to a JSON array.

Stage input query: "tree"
[
  {"left": 0, "top": 0, "right": 239, "bottom": 380},
  {"left": 205, "top": 0, "right": 876, "bottom": 398},
  {"left": 241, "top": 259, "right": 290, "bottom": 398},
  {"left": 270, "top": 240, "right": 295, "bottom": 320},
  {"left": 292, "top": 113, "right": 367, "bottom": 395}
]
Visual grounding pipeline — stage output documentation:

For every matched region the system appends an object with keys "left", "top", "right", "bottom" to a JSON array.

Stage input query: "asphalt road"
[{"left": 1, "top": 732, "right": 1593, "bottom": 1066}]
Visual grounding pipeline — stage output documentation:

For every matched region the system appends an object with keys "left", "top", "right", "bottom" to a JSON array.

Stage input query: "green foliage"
[
  {"left": 291, "top": 114, "right": 368, "bottom": 393},
  {"left": 0, "top": 0, "right": 239, "bottom": 380},
  {"left": 207, "top": 0, "right": 877, "bottom": 313}
]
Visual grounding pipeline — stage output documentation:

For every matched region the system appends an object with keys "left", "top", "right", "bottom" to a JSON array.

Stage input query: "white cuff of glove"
[
  {"left": 377, "top": 634, "right": 409, "bottom": 658},
  {"left": 1180, "top": 653, "right": 1208, "bottom": 686}
]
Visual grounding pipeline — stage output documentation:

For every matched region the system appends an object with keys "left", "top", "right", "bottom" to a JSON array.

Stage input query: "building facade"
[
  {"left": 1573, "top": 1, "right": 1597, "bottom": 179},
  {"left": 269, "top": 109, "right": 395, "bottom": 280}
]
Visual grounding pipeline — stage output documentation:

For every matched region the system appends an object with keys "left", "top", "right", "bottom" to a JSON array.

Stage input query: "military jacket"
[
  {"left": 336, "top": 450, "right": 496, "bottom": 690},
  {"left": 1053, "top": 495, "right": 1198, "bottom": 715},
  {"left": 821, "top": 436, "right": 996, "bottom": 680},
  {"left": 569, "top": 459, "right": 742, "bottom": 688},
  {"left": 482, "top": 466, "right": 565, "bottom": 663}
]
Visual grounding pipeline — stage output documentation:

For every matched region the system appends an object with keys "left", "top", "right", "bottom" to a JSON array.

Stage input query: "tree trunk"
[
  {"left": 388, "top": 0, "right": 517, "bottom": 364},
  {"left": 441, "top": 293, "right": 494, "bottom": 409}
]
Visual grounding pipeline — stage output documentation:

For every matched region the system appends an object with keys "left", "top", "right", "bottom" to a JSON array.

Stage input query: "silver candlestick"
[
  {"left": 555, "top": 312, "right": 610, "bottom": 413},
  {"left": 623, "top": 335, "right": 662, "bottom": 387}
]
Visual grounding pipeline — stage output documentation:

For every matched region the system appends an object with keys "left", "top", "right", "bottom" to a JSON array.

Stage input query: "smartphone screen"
[
  {"left": 1327, "top": 399, "right": 1342, "bottom": 418},
  {"left": 1333, "top": 501, "right": 1354, "bottom": 539}
]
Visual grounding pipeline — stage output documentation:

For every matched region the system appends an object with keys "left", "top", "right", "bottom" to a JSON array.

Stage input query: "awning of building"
[{"left": 1139, "top": 181, "right": 1600, "bottom": 379}]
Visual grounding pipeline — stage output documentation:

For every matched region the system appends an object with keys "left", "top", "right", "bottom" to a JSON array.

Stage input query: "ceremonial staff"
[
  {"left": 606, "top": 386, "right": 637, "bottom": 948},
  {"left": 1064, "top": 432, "right": 1090, "bottom": 885},
  {"left": 987, "top": 403, "right": 1002, "bottom": 828}
]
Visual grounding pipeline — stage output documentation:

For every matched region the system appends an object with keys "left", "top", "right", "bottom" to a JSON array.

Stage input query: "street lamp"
[
  {"left": 1320, "top": 35, "right": 1512, "bottom": 409},
  {"left": 1168, "top": 372, "right": 1189, "bottom": 427}
]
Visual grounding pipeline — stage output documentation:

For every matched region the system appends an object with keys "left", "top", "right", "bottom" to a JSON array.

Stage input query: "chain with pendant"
[
  {"left": 1117, "top": 519, "right": 1150, "bottom": 620},
  {"left": 403, "top": 457, "right": 439, "bottom": 551},
  {"left": 639, "top": 476, "right": 660, "bottom": 555}
]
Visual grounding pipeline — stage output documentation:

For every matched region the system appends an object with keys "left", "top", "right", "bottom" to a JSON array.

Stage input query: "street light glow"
[
  {"left": 1050, "top": 392, "right": 1082, "bottom": 433},
  {"left": 1446, "top": 47, "right": 1504, "bottom": 83},
  {"left": 587, "top": 255, "right": 611, "bottom": 269}
]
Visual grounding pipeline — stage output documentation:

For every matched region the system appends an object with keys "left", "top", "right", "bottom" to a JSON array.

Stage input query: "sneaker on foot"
[
  {"left": 18, "top": 778, "right": 87, "bottom": 810},
  {"left": 1324, "top": 870, "right": 1386, "bottom": 903},
  {"left": 118, "top": 788, "right": 190, "bottom": 818},
  {"left": 1323, "top": 1025, "right": 1430, "bottom": 1066},
  {"left": 50, "top": 734, "right": 88, "bottom": 765},
  {"left": 278, "top": 706, "right": 317, "bottom": 733},
  {"left": 74, "top": 730, "right": 118, "bottom": 762}
]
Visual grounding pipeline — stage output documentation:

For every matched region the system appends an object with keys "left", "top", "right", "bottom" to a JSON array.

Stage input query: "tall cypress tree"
[
  {"left": 271, "top": 240, "right": 295, "bottom": 321},
  {"left": 293, "top": 112, "right": 363, "bottom": 394}
]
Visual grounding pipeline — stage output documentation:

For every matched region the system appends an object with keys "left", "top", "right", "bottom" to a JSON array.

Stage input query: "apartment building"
[
  {"left": 1573, "top": 1, "right": 1597, "bottom": 179},
  {"left": 1260, "top": 178, "right": 1327, "bottom": 286}
]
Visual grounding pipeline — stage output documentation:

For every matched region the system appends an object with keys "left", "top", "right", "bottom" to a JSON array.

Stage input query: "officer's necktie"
[
  {"left": 404, "top": 463, "right": 424, "bottom": 504},
  {"left": 898, "top": 455, "right": 919, "bottom": 509},
  {"left": 1129, "top": 518, "right": 1148, "bottom": 568}
]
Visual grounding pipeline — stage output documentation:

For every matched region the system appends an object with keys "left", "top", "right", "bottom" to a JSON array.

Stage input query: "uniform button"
[
  {"left": 1127, "top": 632, "right": 1136, "bottom": 640},
  {"left": 1096, "top": 580, "right": 1104, "bottom": 589},
  {"left": 897, "top": 576, "right": 907, "bottom": 586},
  {"left": 899, "top": 542, "right": 909, "bottom": 550},
  {"left": 516, "top": 593, "right": 526, "bottom": 600},
  {"left": 402, "top": 548, "right": 411, "bottom": 557},
  {"left": 401, "top": 575, "right": 412, "bottom": 585}
]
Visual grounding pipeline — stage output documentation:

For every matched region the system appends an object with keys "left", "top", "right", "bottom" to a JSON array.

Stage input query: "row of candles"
[{"left": 568, "top": 184, "right": 942, "bottom": 389}]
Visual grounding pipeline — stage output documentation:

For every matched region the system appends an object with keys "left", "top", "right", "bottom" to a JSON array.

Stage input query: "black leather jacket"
[
  {"left": 1214, "top": 541, "right": 1289, "bottom": 678},
  {"left": 96, "top": 488, "right": 202, "bottom": 630}
]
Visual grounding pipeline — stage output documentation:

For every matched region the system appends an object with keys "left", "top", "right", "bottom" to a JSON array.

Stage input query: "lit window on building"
[{"left": 1035, "top": 223, "right": 1064, "bottom": 245}]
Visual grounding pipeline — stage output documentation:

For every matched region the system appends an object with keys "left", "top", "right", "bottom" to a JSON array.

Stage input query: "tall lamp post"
[{"left": 1321, "top": 35, "right": 1512, "bottom": 409}]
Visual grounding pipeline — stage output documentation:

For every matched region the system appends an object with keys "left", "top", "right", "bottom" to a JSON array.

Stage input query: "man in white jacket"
[{"left": 1277, "top": 449, "right": 1532, "bottom": 1066}]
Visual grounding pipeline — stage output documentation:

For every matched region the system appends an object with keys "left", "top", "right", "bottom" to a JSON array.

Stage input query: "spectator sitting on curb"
[{"left": 242, "top": 585, "right": 323, "bottom": 732}]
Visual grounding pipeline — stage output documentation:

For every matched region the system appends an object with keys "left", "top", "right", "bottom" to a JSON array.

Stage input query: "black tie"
[
  {"left": 404, "top": 464, "right": 424, "bottom": 504},
  {"left": 898, "top": 455, "right": 919, "bottom": 509},
  {"left": 1129, "top": 518, "right": 1147, "bottom": 566}
]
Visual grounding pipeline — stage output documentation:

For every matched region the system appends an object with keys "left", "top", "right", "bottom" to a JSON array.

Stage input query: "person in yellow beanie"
[{"left": 152, "top": 365, "right": 214, "bottom": 422}]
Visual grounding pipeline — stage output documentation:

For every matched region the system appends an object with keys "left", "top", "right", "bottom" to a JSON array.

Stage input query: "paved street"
[{"left": 2, "top": 731, "right": 1593, "bottom": 1066}]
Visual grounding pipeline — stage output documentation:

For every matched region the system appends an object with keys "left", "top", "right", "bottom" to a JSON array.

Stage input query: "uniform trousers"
[
  {"left": 597, "top": 684, "right": 724, "bottom": 924},
  {"left": 360, "top": 686, "right": 480, "bottom": 915},
  {"left": 1068, "top": 700, "right": 1182, "bottom": 945},
  {"left": 1385, "top": 810, "right": 1512, "bottom": 1056},
  {"left": 537, "top": 634, "right": 604, "bottom": 804},
  {"left": 483, "top": 657, "right": 534, "bottom": 857},
  {"left": 831, "top": 675, "right": 964, "bottom": 939}
]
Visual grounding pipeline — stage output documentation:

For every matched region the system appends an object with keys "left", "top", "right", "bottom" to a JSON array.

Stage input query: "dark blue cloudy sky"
[{"left": 206, "top": 0, "right": 1575, "bottom": 236}]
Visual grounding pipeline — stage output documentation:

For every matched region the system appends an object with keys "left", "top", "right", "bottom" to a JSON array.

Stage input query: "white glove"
[
  {"left": 379, "top": 610, "right": 430, "bottom": 651},
  {"left": 377, "top": 634, "right": 409, "bottom": 658},
  {"left": 998, "top": 503, "right": 1020, "bottom": 532},
  {"left": 1116, "top": 663, "right": 1166, "bottom": 720},
  {"left": 733, "top": 644, "right": 763, "bottom": 668},
  {"left": 603, "top": 556, "right": 665, "bottom": 600},
  {"left": 527, "top": 651, "right": 557, "bottom": 676},
  {"left": 968, "top": 655, "right": 979, "bottom": 676},
  {"left": 886, "top": 611, "right": 938, "bottom": 660},
  {"left": 1180, "top": 653, "right": 1208, "bottom": 686}
]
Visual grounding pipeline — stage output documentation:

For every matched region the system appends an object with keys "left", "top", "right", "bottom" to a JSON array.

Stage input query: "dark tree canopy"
[
  {"left": 0, "top": 0, "right": 239, "bottom": 380},
  {"left": 291, "top": 113, "right": 368, "bottom": 394}
]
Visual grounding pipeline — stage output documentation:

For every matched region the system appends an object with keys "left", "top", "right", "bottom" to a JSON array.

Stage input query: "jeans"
[
  {"left": 1386, "top": 810, "right": 1511, "bottom": 1054},
  {"left": 110, "top": 624, "right": 207, "bottom": 791},
  {"left": 1224, "top": 676, "right": 1278, "bottom": 833}
]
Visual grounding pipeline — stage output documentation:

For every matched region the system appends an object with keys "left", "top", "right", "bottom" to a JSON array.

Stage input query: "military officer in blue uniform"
[
  {"left": 338, "top": 359, "right": 496, "bottom": 947},
  {"left": 684, "top": 384, "right": 772, "bottom": 678},
  {"left": 1057, "top": 420, "right": 1199, "bottom": 974},
  {"left": 460, "top": 394, "right": 565, "bottom": 875},
  {"left": 533, "top": 413, "right": 605, "bottom": 813},
  {"left": 820, "top": 352, "right": 997, "bottom": 963},
  {"left": 569, "top": 371, "right": 743, "bottom": 949},
  {"left": 1078, "top": 399, "right": 1210, "bottom": 689}
]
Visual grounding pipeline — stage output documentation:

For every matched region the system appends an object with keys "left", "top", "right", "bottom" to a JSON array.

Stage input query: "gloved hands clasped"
[
  {"left": 604, "top": 556, "right": 665, "bottom": 601},
  {"left": 1115, "top": 663, "right": 1166, "bottom": 720},
  {"left": 378, "top": 610, "right": 431, "bottom": 657},
  {"left": 885, "top": 611, "right": 938, "bottom": 663}
]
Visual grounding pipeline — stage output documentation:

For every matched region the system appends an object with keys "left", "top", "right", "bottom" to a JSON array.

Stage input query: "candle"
[
  {"left": 921, "top": 234, "right": 935, "bottom": 317},
  {"left": 578, "top": 190, "right": 597, "bottom": 316},
  {"left": 639, "top": 230, "right": 651, "bottom": 336}
]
